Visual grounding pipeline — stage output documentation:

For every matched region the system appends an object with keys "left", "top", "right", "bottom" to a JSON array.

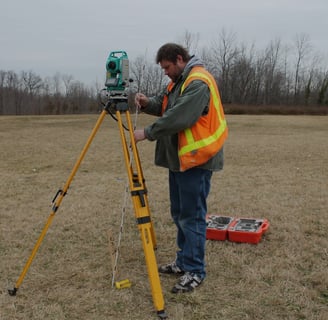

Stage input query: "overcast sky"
[{"left": 1, "top": 0, "right": 327, "bottom": 86}]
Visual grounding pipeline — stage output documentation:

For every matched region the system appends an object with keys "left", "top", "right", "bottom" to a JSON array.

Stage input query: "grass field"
[{"left": 0, "top": 114, "right": 327, "bottom": 320}]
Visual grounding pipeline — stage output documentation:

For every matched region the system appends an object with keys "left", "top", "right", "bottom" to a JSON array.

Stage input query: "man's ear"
[{"left": 176, "top": 55, "right": 183, "bottom": 63}]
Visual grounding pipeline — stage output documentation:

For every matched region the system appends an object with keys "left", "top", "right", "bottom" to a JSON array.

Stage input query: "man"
[{"left": 134, "top": 43, "right": 228, "bottom": 293}]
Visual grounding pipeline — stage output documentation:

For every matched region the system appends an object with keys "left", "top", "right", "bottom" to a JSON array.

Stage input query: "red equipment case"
[
  {"left": 227, "top": 218, "right": 269, "bottom": 244},
  {"left": 206, "top": 215, "right": 234, "bottom": 241},
  {"left": 206, "top": 215, "right": 270, "bottom": 244}
]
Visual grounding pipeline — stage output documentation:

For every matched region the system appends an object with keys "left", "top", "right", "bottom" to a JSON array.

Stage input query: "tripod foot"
[
  {"left": 8, "top": 287, "right": 18, "bottom": 296},
  {"left": 157, "top": 310, "right": 168, "bottom": 319}
]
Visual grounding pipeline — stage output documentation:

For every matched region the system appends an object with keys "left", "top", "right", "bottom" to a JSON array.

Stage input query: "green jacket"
[{"left": 142, "top": 56, "right": 224, "bottom": 172}]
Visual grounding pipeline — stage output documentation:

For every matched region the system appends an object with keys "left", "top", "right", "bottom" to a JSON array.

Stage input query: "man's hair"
[{"left": 156, "top": 43, "right": 190, "bottom": 64}]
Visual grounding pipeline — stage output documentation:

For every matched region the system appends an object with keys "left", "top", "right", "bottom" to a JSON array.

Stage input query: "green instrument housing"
[{"left": 105, "top": 51, "right": 129, "bottom": 93}]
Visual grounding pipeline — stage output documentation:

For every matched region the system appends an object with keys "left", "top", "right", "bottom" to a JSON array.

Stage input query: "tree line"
[
  {"left": 1, "top": 30, "right": 327, "bottom": 115},
  {"left": 0, "top": 71, "right": 100, "bottom": 115}
]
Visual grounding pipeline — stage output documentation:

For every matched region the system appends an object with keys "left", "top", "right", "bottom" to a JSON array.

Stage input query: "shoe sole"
[
  {"left": 158, "top": 269, "right": 184, "bottom": 276},
  {"left": 171, "top": 282, "right": 202, "bottom": 293}
]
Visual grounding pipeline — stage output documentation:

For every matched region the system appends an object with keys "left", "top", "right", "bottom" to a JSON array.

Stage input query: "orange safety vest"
[{"left": 162, "top": 66, "right": 228, "bottom": 171}]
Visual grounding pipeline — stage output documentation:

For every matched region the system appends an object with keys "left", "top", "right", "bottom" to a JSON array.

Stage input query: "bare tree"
[
  {"left": 131, "top": 55, "right": 146, "bottom": 92},
  {"left": 62, "top": 74, "right": 74, "bottom": 96},
  {"left": 178, "top": 30, "right": 200, "bottom": 55},
  {"left": 143, "top": 63, "right": 166, "bottom": 96},
  {"left": 53, "top": 72, "right": 63, "bottom": 95},
  {"left": 6, "top": 71, "right": 23, "bottom": 114},
  {"left": 0, "top": 71, "right": 6, "bottom": 114},
  {"left": 231, "top": 43, "right": 257, "bottom": 104},
  {"left": 317, "top": 70, "right": 328, "bottom": 105},
  {"left": 21, "top": 70, "right": 43, "bottom": 96},
  {"left": 293, "top": 33, "right": 312, "bottom": 104},
  {"left": 131, "top": 54, "right": 166, "bottom": 97},
  {"left": 262, "top": 38, "right": 282, "bottom": 104},
  {"left": 208, "top": 28, "right": 238, "bottom": 103}
]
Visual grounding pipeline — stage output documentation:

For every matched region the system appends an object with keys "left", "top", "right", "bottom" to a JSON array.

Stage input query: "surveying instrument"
[{"left": 8, "top": 51, "right": 168, "bottom": 319}]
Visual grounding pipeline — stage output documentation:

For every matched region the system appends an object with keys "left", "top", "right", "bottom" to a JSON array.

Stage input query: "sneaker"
[
  {"left": 171, "top": 272, "right": 203, "bottom": 293},
  {"left": 158, "top": 261, "right": 184, "bottom": 275}
]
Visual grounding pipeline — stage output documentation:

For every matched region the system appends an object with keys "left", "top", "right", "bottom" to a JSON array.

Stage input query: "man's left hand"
[{"left": 134, "top": 129, "right": 146, "bottom": 142}]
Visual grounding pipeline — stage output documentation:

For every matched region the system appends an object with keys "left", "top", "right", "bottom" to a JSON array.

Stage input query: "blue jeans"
[{"left": 169, "top": 168, "right": 212, "bottom": 279}]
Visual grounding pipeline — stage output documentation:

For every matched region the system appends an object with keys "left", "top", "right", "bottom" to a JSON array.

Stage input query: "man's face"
[{"left": 159, "top": 55, "right": 186, "bottom": 82}]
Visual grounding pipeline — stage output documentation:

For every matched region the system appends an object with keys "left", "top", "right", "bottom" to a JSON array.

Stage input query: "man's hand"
[
  {"left": 135, "top": 93, "right": 149, "bottom": 110},
  {"left": 134, "top": 129, "right": 146, "bottom": 142}
]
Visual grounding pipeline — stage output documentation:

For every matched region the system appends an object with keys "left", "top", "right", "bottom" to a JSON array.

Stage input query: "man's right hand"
[{"left": 135, "top": 93, "right": 149, "bottom": 109}]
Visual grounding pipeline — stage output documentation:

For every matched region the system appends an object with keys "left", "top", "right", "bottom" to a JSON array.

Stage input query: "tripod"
[{"left": 8, "top": 97, "right": 167, "bottom": 319}]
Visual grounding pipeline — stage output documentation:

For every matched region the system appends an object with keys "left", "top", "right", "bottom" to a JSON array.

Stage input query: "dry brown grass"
[{"left": 0, "top": 114, "right": 327, "bottom": 320}]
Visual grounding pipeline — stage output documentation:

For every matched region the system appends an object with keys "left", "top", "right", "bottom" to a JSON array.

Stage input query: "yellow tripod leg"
[
  {"left": 130, "top": 125, "right": 158, "bottom": 250},
  {"left": 8, "top": 109, "right": 108, "bottom": 296},
  {"left": 118, "top": 111, "right": 157, "bottom": 249},
  {"left": 116, "top": 110, "right": 167, "bottom": 319}
]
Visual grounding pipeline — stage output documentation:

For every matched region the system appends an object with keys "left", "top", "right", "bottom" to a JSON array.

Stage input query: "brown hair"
[{"left": 156, "top": 43, "right": 190, "bottom": 64}]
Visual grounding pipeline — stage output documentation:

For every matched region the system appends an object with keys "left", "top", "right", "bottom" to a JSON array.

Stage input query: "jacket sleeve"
[{"left": 145, "top": 80, "right": 210, "bottom": 141}]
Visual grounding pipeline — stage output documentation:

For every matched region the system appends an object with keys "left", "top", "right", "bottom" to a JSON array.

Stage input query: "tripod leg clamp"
[
  {"left": 136, "top": 216, "right": 151, "bottom": 225},
  {"left": 131, "top": 189, "right": 147, "bottom": 207},
  {"left": 51, "top": 189, "right": 67, "bottom": 212}
]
